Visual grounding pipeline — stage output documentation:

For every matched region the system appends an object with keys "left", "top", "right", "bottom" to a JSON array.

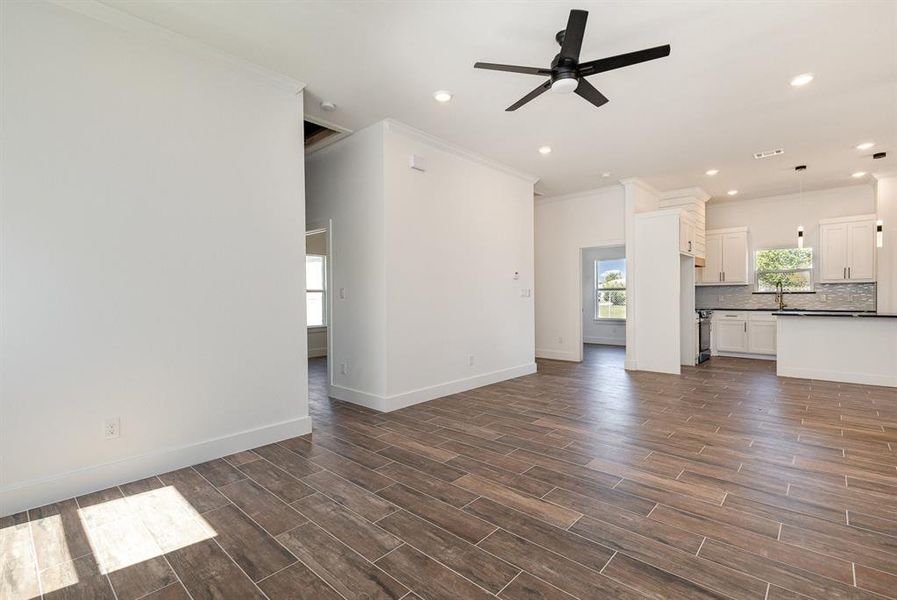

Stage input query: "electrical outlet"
[
  {"left": 557, "top": 336, "right": 564, "bottom": 344},
  {"left": 104, "top": 417, "right": 120, "bottom": 439},
  {"left": 340, "top": 362, "right": 348, "bottom": 375},
  {"left": 339, "top": 287, "right": 346, "bottom": 299},
  {"left": 468, "top": 354, "right": 475, "bottom": 367}
]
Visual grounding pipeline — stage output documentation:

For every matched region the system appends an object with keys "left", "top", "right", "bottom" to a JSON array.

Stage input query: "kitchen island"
[{"left": 775, "top": 311, "right": 897, "bottom": 387}]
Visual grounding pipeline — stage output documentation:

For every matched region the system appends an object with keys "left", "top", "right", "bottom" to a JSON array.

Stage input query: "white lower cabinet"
[
  {"left": 747, "top": 314, "right": 777, "bottom": 354},
  {"left": 712, "top": 311, "right": 776, "bottom": 357},
  {"left": 714, "top": 313, "right": 748, "bottom": 352}
]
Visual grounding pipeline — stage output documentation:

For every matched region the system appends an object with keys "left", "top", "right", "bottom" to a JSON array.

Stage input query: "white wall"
[
  {"left": 1, "top": 2, "right": 309, "bottom": 515},
  {"left": 631, "top": 211, "right": 682, "bottom": 374},
  {"left": 876, "top": 175, "right": 897, "bottom": 313},
  {"left": 622, "top": 179, "right": 661, "bottom": 369},
  {"left": 581, "top": 246, "right": 626, "bottom": 346},
  {"left": 306, "top": 231, "right": 328, "bottom": 357},
  {"left": 306, "top": 121, "right": 536, "bottom": 411},
  {"left": 383, "top": 122, "right": 536, "bottom": 405},
  {"left": 707, "top": 185, "right": 875, "bottom": 250},
  {"left": 306, "top": 123, "right": 387, "bottom": 398},
  {"left": 535, "top": 186, "right": 626, "bottom": 361}
]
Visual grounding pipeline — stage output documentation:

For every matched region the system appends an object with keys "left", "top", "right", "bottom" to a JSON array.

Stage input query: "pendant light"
[{"left": 795, "top": 165, "right": 807, "bottom": 248}]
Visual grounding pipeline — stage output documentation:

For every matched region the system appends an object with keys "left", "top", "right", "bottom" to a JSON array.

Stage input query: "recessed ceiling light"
[
  {"left": 790, "top": 73, "right": 814, "bottom": 87},
  {"left": 601, "top": 172, "right": 611, "bottom": 178},
  {"left": 705, "top": 169, "right": 719, "bottom": 176},
  {"left": 433, "top": 90, "right": 453, "bottom": 103},
  {"left": 538, "top": 146, "right": 552, "bottom": 155},
  {"left": 856, "top": 142, "right": 875, "bottom": 151},
  {"left": 727, "top": 189, "right": 739, "bottom": 196},
  {"left": 852, "top": 171, "right": 867, "bottom": 178}
]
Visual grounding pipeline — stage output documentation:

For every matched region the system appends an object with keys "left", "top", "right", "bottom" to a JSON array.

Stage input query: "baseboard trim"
[
  {"left": 0, "top": 416, "right": 312, "bottom": 517},
  {"left": 582, "top": 336, "right": 625, "bottom": 346},
  {"left": 308, "top": 347, "right": 328, "bottom": 358},
  {"left": 535, "top": 348, "right": 580, "bottom": 362},
  {"left": 328, "top": 384, "right": 387, "bottom": 411},
  {"left": 716, "top": 351, "right": 776, "bottom": 361},
  {"left": 776, "top": 366, "right": 897, "bottom": 387},
  {"left": 330, "top": 362, "right": 538, "bottom": 413}
]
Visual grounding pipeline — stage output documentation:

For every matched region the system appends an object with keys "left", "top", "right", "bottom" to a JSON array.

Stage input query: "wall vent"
[{"left": 753, "top": 148, "right": 784, "bottom": 159}]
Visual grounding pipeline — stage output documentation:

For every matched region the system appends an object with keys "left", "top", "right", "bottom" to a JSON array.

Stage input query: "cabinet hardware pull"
[
  {"left": 843, "top": 267, "right": 846, "bottom": 279},
  {"left": 848, "top": 267, "right": 851, "bottom": 279},
  {"left": 743, "top": 322, "right": 746, "bottom": 333}
]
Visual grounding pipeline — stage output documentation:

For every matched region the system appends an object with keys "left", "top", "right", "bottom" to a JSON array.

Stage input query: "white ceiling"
[{"left": 104, "top": 1, "right": 896, "bottom": 200}]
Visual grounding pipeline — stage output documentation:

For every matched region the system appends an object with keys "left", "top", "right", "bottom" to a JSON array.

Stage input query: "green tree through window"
[
  {"left": 596, "top": 259, "right": 626, "bottom": 319},
  {"left": 755, "top": 248, "right": 813, "bottom": 292}
]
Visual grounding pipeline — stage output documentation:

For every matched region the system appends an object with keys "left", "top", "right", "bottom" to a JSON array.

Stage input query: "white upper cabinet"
[
  {"left": 702, "top": 234, "right": 723, "bottom": 282},
  {"left": 679, "top": 213, "right": 696, "bottom": 255},
  {"left": 721, "top": 231, "right": 749, "bottom": 284},
  {"left": 847, "top": 220, "right": 876, "bottom": 281},
  {"left": 659, "top": 188, "right": 709, "bottom": 259},
  {"left": 819, "top": 222, "right": 849, "bottom": 281},
  {"left": 698, "top": 228, "right": 749, "bottom": 285},
  {"left": 818, "top": 215, "right": 877, "bottom": 283}
]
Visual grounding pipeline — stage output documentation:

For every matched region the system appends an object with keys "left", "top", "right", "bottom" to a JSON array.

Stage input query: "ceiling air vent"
[{"left": 753, "top": 148, "right": 784, "bottom": 160}]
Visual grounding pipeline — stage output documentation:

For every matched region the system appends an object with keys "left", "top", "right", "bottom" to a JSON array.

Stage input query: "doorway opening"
[
  {"left": 305, "top": 228, "right": 329, "bottom": 406},
  {"left": 581, "top": 244, "right": 627, "bottom": 361}
]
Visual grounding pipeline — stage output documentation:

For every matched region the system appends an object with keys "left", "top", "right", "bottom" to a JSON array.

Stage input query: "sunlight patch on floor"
[{"left": 79, "top": 486, "right": 215, "bottom": 575}]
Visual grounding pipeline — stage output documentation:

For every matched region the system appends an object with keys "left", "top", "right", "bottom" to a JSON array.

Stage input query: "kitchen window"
[
  {"left": 754, "top": 247, "right": 813, "bottom": 292},
  {"left": 306, "top": 255, "right": 326, "bottom": 327},
  {"left": 595, "top": 258, "right": 626, "bottom": 320}
]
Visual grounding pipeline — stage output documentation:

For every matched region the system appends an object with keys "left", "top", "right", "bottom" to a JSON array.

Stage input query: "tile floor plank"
[{"left": 277, "top": 522, "right": 407, "bottom": 600}]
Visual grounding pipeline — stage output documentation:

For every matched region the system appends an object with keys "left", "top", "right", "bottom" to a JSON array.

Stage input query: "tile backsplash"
[{"left": 695, "top": 283, "right": 876, "bottom": 311}]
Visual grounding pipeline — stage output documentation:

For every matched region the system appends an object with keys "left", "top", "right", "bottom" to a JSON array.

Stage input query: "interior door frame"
[
  {"left": 306, "top": 220, "right": 333, "bottom": 391},
  {"left": 577, "top": 240, "right": 626, "bottom": 362}
]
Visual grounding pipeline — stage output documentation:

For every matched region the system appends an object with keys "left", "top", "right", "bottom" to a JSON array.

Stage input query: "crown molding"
[
  {"left": 619, "top": 178, "right": 661, "bottom": 197},
  {"left": 52, "top": 0, "right": 305, "bottom": 94},
  {"left": 383, "top": 119, "right": 539, "bottom": 185},
  {"left": 534, "top": 183, "right": 624, "bottom": 205},
  {"left": 660, "top": 187, "right": 711, "bottom": 203}
]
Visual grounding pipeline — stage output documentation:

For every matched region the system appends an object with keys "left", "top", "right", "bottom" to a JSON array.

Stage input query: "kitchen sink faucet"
[{"left": 775, "top": 282, "right": 787, "bottom": 310}]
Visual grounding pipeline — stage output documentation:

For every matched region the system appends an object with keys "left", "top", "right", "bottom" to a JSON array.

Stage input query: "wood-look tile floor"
[{"left": 6, "top": 345, "right": 897, "bottom": 599}]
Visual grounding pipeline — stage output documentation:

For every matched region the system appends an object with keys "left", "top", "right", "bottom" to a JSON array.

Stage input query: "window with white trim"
[
  {"left": 754, "top": 248, "right": 813, "bottom": 292},
  {"left": 306, "top": 255, "right": 326, "bottom": 327},
  {"left": 595, "top": 258, "right": 626, "bottom": 320}
]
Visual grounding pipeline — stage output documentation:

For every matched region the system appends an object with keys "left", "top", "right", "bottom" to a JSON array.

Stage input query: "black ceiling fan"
[{"left": 474, "top": 9, "right": 670, "bottom": 111}]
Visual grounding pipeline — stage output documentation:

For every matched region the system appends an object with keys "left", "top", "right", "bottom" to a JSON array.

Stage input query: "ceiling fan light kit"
[{"left": 474, "top": 9, "right": 670, "bottom": 111}]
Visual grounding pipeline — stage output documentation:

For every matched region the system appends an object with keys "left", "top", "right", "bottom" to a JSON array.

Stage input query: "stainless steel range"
[{"left": 697, "top": 309, "right": 712, "bottom": 364}]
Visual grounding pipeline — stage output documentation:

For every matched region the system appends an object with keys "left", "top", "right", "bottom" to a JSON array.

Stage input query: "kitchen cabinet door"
[
  {"left": 680, "top": 218, "right": 695, "bottom": 255},
  {"left": 819, "top": 223, "right": 849, "bottom": 282},
  {"left": 847, "top": 220, "right": 876, "bottom": 281},
  {"left": 721, "top": 231, "right": 748, "bottom": 284},
  {"left": 715, "top": 319, "right": 748, "bottom": 352},
  {"left": 702, "top": 234, "right": 722, "bottom": 283},
  {"left": 748, "top": 319, "right": 776, "bottom": 355}
]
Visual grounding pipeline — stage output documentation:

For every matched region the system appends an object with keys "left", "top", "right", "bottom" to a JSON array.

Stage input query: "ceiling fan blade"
[
  {"left": 474, "top": 62, "right": 551, "bottom": 76},
  {"left": 559, "top": 9, "right": 588, "bottom": 61},
  {"left": 574, "top": 78, "right": 609, "bottom": 108},
  {"left": 578, "top": 44, "right": 671, "bottom": 77},
  {"left": 506, "top": 81, "right": 552, "bottom": 111}
]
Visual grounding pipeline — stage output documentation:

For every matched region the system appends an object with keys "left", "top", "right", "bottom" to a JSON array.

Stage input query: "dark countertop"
[
  {"left": 699, "top": 308, "right": 876, "bottom": 313},
  {"left": 772, "top": 311, "right": 897, "bottom": 318}
]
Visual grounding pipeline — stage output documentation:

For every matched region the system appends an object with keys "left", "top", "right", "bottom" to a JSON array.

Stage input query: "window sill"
[
  {"left": 307, "top": 325, "right": 328, "bottom": 332},
  {"left": 594, "top": 318, "right": 626, "bottom": 323},
  {"left": 752, "top": 291, "right": 816, "bottom": 295}
]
